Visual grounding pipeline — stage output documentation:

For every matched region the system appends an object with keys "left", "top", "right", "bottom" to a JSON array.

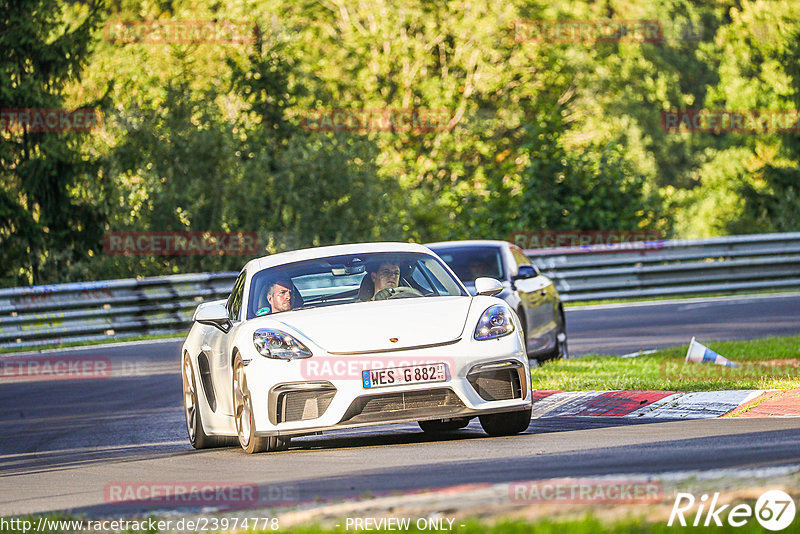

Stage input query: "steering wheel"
[{"left": 373, "top": 287, "right": 424, "bottom": 301}]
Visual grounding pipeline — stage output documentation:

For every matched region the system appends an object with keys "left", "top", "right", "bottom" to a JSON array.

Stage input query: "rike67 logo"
[{"left": 668, "top": 490, "right": 796, "bottom": 531}]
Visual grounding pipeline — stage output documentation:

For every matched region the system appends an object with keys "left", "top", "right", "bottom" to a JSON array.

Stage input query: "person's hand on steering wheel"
[{"left": 373, "top": 287, "right": 424, "bottom": 300}]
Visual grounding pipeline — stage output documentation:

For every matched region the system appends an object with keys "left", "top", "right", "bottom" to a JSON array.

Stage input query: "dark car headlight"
[
  {"left": 474, "top": 304, "right": 515, "bottom": 340},
  {"left": 253, "top": 328, "right": 312, "bottom": 360}
]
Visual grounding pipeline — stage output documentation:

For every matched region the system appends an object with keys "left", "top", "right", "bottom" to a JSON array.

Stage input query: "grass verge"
[{"left": 532, "top": 335, "right": 800, "bottom": 391}]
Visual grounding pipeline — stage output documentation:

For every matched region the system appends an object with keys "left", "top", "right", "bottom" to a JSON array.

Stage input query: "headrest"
[{"left": 357, "top": 274, "right": 374, "bottom": 301}]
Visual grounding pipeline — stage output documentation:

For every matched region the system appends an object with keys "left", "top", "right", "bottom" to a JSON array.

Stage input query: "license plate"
[{"left": 362, "top": 363, "right": 448, "bottom": 389}]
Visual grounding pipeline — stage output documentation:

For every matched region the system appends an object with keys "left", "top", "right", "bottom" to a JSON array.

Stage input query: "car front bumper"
[{"left": 243, "top": 337, "right": 531, "bottom": 437}]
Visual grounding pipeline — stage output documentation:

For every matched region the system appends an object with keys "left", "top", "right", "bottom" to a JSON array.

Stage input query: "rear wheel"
[
  {"left": 479, "top": 408, "right": 532, "bottom": 436},
  {"left": 183, "top": 354, "right": 233, "bottom": 449},
  {"left": 418, "top": 417, "right": 471, "bottom": 433},
  {"left": 233, "top": 354, "right": 290, "bottom": 454}
]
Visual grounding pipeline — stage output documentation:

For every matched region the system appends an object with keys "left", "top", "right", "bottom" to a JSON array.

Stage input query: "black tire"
[
  {"left": 554, "top": 329, "right": 568, "bottom": 359},
  {"left": 479, "top": 408, "right": 532, "bottom": 436},
  {"left": 549, "top": 309, "right": 568, "bottom": 360},
  {"left": 518, "top": 308, "right": 533, "bottom": 360},
  {"left": 538, "top": 310, "right": 568, "bottom": 363},
  {"left": 182, "top": 354, "right": 234, "bottom": 449},
  {"left": 418, "top": 417, "right": 471, "bottom": 433},
  {"left": 233, "top": 354, "right": 290, "bottom": 454}
]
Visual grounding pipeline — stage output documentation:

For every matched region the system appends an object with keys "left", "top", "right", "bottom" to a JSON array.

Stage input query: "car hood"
[{"left": 265, "top": 296, "right": 473, "bottom": 353}]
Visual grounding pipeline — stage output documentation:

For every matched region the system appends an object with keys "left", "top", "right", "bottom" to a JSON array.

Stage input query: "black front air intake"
[
  {"left": 340, "top": 388, "right": 466, "bottom": 424},
  {"left": 269, "top": 382, "right": 337, "bottom": 424},
  {"left": 277, "top": 389, "right": 336, "bottom": 423},
  {"left": 467, "top": 362, "right": 524, "bottom": 401}
]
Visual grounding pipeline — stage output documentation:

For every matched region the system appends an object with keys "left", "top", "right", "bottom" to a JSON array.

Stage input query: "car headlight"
[
  {"left": 253, "top": 328, "right": 313, "bottom": 360},
  {"left": 474, "top": 304, "right": 515, "bottom": 340}
]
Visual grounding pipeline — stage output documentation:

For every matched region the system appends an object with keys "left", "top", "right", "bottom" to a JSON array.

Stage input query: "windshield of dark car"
[
  {"left": 246, "top": 251, "right": 467, "bottom": 319},
  {"left": 430, "top": 246, "right": 505, "bottom": 283}
]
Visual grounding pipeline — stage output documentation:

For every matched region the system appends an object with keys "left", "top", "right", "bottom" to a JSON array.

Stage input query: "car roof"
[
  {"left": 245, "top": 242, "right": 434, "bottom": 272},
  {"left": 426, "top": 240, "right": 511, "bottom": 249}
]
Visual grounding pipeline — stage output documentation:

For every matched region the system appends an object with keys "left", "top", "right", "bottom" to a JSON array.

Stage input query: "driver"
[
  {"left": 370, "top": 261, "right": 401, "bottom": 300},
  {"left": 265, "top": 278, "right": 294, "bottom": 313}
]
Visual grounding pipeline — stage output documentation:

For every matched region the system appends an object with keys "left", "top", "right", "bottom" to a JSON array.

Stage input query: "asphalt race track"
[
  {"left": 1, "top": 293, "right": 799, "bottom": 517},
  {"left": 566, "top": 293, "right": 800, "bottom": 356}
]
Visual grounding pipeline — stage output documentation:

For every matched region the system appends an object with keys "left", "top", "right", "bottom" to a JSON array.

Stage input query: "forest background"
[{"left": 1, "top": 0, "right": 799, "bottom": 287}]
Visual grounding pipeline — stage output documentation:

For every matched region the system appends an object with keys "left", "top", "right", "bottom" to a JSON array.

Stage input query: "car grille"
[
  {"left": 340, "top": 388, "right": 466, "bottom": 424},
  {"left": 467, "top": 366, "right": 523, "bottom": 401}
]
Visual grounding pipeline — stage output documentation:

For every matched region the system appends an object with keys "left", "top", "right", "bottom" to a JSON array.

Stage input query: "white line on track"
[
  {"left": 565, "top": 292, "right": 800, "bottom": 312},
  {"left": 1, "top": 337, "right": 184, "bottom": 358}
]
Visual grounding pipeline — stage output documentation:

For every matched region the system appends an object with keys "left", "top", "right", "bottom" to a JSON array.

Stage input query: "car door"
[
  {"left": 204, "top": 270, "right": 246, "bottom": 417},
  {"left": 510, "top": 245, "right": 556, "bottom": 353}
]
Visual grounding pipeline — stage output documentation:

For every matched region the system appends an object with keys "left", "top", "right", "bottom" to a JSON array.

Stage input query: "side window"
[
  {"left": 227, "top": 271, "right": 246, "bottom": 322},
  {"left": 511, "top": 246, "right": 532, "bottom": 267},
  {"left": 511, "top": 246, "right": 539, "bottom": 276},
  {"left": 410, "top": 264, "right": 434, "bottom": 294}
]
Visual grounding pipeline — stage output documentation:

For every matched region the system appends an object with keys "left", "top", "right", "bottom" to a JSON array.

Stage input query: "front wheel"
[
  {"left": 479, "top": 408, "right": 532, "bottom": 436},
  {"left": 183, "top": 354, "right": 233, "bottom": 449},
  {"left": 233, "top": 354, "right": 290, "bottom": 454},
  {"left": 554, "top": 330, "right": 568, "bottom": 359}
]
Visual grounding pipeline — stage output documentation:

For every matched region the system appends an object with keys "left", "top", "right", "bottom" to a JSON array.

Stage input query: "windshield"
[
  {"left": 246, "top": 251, "right": 467, "bottom": 319},
  {"left": 430, "top": 246, "right": 505, "bottom": 283}
]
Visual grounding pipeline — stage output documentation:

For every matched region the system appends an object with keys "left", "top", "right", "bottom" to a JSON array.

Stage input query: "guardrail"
[
  {"left": 526, "top": 232, "right": 800, "bottom": 302},
  {"left": 1, "top": 232, "right": 799, "bottom": 350},
  {"left": 0, "top": 273, "right": 237, "bottom": 350}
]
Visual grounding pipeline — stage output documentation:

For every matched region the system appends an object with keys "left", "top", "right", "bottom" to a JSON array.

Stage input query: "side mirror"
[
  {"left": 194, "top": 303, "right": 232, "bottom": 333},
  {"left": 474, "top": 277, "right": 504, "bottom": 297},
  {"left": 512, "top": 264, "right": 538, "bottom": 281}
]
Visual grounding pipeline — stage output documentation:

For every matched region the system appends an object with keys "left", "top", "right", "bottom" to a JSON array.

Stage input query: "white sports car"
[{"left": 181, "top": 242, "right": 532, "bottom": 453}]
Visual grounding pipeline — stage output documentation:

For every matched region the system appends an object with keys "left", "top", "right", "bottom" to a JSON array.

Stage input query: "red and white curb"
[{"left": 531, "top": 389, "right": 800, "bottom": 418}]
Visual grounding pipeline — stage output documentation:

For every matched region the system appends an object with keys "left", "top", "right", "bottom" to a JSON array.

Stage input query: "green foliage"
[
  {"left": 514, "top": 123, "right": 663, "bottom": 235},
  {"left": 730, "top": 165, "right": 800, "bottom": 233},
  {"left": 2, "top": 0, "right": 799, "bottom": 287},
  {"left": 0, "top": 0, "right": 106, "bottom": 286},
  {"left": 93, "top": 26, "right": 401, "bottom": 279}
]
